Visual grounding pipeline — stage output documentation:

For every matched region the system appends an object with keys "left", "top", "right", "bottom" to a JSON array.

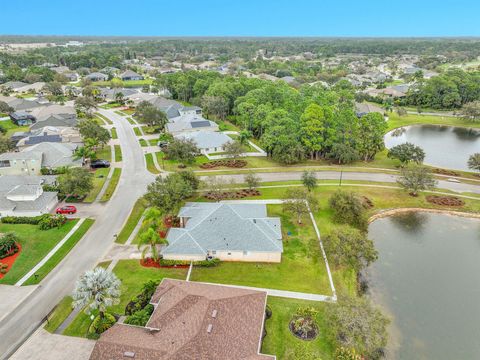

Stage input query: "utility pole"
[{"left": 339, "top": 170, "right": 343, "bottom": 186}]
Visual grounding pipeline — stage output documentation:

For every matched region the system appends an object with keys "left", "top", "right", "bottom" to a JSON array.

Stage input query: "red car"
[{"left": 56, "top": 205, "right": 77, "bottom": 215}]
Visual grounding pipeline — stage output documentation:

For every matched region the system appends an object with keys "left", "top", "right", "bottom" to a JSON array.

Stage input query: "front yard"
[
  {"left": 0, "top": 220, "right": 79, "bottom": 285},
  {"left": 62, "top": 260, "right": 187, "bottom": 337},
  {"left": 189, "top": 204, "right": 335, "bottom": 295}
]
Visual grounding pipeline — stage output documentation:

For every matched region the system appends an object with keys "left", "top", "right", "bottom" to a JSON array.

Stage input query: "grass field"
[
  {"left": 94, "top": 113, "right": 113, "bottom": 125},
  {"left": 83, "top": 168, "right": 110, "bottom": 203},
  {"left": 100, "top": 168, "right": 121, "bottom": 202},
  {"left": 145, "top": 153, "right": 160, "bottom": 174},
  {"left": 133, "top": 127, "right": 142, "bottom": 136},
  {"left": 139, "top": 138, "right": 148, "bottom": 147},
  {"left": 190, "top": 205, "right": 335, "bottom": 295},
  {"left": 2, "top": 119, "right": 29, "bottom": 137},
  {"left": 110, "top": 127, "right": 117, "bottom": 139},
  {"left": 23, "top": 219, "right": 95, "bottom": 285},
  {"left": 92, "top": 79, "right": 153, "bottom": 88},
  {"left": 95, "top": 146, "right": 112, "bottom": 162},
  {"left": 44, "top": 296, "right": 74, "bottom": 333},
  {"left": 63, "top": 260, "right": 187, "bottom": 337},
  {"left": 115, "top": 197, "right": 147, "bottom": 244},
  {"left": 387, "top": 112, "right": 480, "bottom": 130},
  {"left": 0, "top": 220, "right": 79, "bottom": 285},
  {"left": 262, "top": 297, "right": 336, "bottom": 359},
  {"left": 114, "top": 145, "right": 122, "bottom": 162}
]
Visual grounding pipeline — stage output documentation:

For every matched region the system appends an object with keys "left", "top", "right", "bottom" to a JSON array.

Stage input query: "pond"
[
  {"left": 384, "top": 125, "right": 480, "bottom": 171},
  {"left": 366, "top": 212, "right": 480, "bottom": 359}
]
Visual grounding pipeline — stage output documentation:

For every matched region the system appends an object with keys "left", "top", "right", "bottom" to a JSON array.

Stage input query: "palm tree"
[
  {"left": 138, "top": 207, "right": 165, "bottom": 261},
  {"left": 72, "top": 267, "right": 121, "bottom": 319}
]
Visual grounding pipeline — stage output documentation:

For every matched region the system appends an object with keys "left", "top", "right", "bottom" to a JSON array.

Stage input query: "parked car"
[
  {"left": 56, "top": 205, "right": 77, "bottom": 214},
  {"left": 90, "top": 159, "right": 110, "bottom": 169}
]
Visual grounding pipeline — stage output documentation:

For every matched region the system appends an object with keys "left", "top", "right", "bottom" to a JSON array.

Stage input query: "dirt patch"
[
  {"left": 200, "top": 160, "right": 247, "bottom": 169},
  {"left": 426, "top": 195, "right": 465, "bottom": 207},
  {"left": 0, "top": 243, "right": 22, "bottom": 279},
  {"left": 433, "top": 168, "right": 460, "bottom": 177}
]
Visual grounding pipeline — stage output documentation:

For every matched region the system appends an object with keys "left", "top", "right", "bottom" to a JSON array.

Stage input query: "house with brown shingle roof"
[{"left": 90, "top": 279, "right": 275, "bottom": 360}]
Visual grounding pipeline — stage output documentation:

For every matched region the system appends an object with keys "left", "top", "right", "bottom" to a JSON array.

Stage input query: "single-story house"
[
  {"left": 63, "top": 72, "right": 79, "bottom": 82},
  {"left": 355, "top": 102, "right": 385, "bottom": 117},
  {"left": 0, "top": 175, "right": 58, "bottom": 217},
  {"left": 16, "top": 82, "right": 46, "bottom": 94},
  {"left": 162, "top": 202, "right": 283, "bottom": 262},
  {"left": 10, "top": 111, "right": 37, "bottom": 126},
  {"left": 174, "top": 130, "right": 231, "bottom": 154},
  {"left": 0, "top": 151, "right": 43, "bottom": 176},
  {"left": 15, "top": 126, "right": 82, "bottom": 149},
  {"left": 166, "top": 113, "right": 219, "bottom": 135},
  {"left": 29, "top": 105, "right": 77, "bottom": 130},
  {"left": 0, "top": 95, "right": 44, "bottom": 112},
  {"left": 1, "top": 81, "right": 28, "bottom": 92},
  {"left": 99, "top": 88, "right": 138, "bottom": 102},
  {"left": 85, "top": 72, "right": 108, "bottom": 82},
  {"left": 90, "top": 279, "right": 274, "bottom": 360},
  {"left": 119, "top": 70, "right": 144, "bottom": 81}
]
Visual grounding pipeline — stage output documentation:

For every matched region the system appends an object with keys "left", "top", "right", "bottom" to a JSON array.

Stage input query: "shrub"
[
  {"left": 38, "top": 214, "right": 67, "bottom": 230},
  {"left": 2, "top": 215, "right": 46, "bottom": 225},
  {"left": 125, "top": 280, "right": 160, "bottom": 316},
  {"left": 88, "top": 313, "right": 116, "bottom": 334},
  {"left": 0, "top": 233, "right": 20, "bottom": 259},
  {"left": 124, "top": 304, "right": 154, "bottom": 326},
  {"left": 329, "top": 190, "right": 368, "bottom": 231}
]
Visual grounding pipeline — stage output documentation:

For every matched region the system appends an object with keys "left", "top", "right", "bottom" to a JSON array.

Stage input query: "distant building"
[
  {"left": 119, "top": 70, "right": 144, "bottom": 81},
  {"left": 174, "top": 130, "right": 231, "bottom": 154},
  {"left": 10, "top": 111, "right": 37, "bottom": 126},
  {"left": 85, "top": 72, "right": 108, "bottom": 82},
  {"left": 355, "top": 102, "right": 385, "bottom": 117}
]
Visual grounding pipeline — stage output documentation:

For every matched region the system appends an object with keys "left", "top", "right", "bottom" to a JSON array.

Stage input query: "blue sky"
[{"left": 1, "top": 0, "right": 479, "bottom": 37}]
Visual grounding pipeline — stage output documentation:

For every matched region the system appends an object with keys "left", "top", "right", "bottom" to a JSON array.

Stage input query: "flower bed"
[
  {"left": 426, "top": 195, "right": 465, "bottom": 206},
  {"left": 204, "top": 189, "right": 261, "bottom": 201},
  {"left": 433, "top": 168, "right": 460, "bottom": 177},
  {"left": 140, "top": 258, "right": 191, "bottom": 269},
  {"left": 0, "top": 243, "right": 22, "bottom": 279},
  {"left": 288, "top": 316, "right": 319, "bottom": 341},
  {"left": 200, "top": 160, "right": 247, "bottom": 169},
  {"left": 140, "top": 257, "right": 220, "bottom": 269}
]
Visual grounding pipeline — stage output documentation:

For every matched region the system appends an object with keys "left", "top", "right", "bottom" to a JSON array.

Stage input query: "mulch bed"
[
  {"left": 204, "top": 189, "right": 261, "bottom": 201},
  {"left": 426, "top": 195, "right": 465, "bottom": 206},
  {"left": 433, "top": 168, "right": 460, "bottom": 177},
  {"left": 288, "top": 317, "right": 319, "bottom": 341},
  {"left": 0, "top": 243, "right": 22, "bottom": 279},
  {"left": 200, "top": 160, "right": 247, "bottom": 169},
  {"left": 140, "top": 258, "right": 190, "bottom": 269}
]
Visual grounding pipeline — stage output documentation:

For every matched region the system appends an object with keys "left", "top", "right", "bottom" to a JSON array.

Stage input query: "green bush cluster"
[
  {"left": 40, "top": 166, "right": 68, "bottom": 175},
  {"left": 125, "top": 280, "right": 160, "bottom": 316},
  {"left": 124, "top": 304, "right": 154, "bottom": 326},
  {"left": 158, "top": 258, "right": 220, "bottom": 267},
  {"left": 0, "top": 263, "right": 8, "bottom": 274},
  {"left": 88, "top": 313, "right": 116, "bottom": 335},
  {"left": 0, "top": 233, "right": 20, "bottom": 259},
  {"left": 2, "top": 214, "right": 67, "bottom": 230}
]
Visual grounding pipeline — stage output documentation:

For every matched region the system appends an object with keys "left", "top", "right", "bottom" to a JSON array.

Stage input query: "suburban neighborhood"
[{"left": 0, "top": 3, "right": 480, "bottom": 360}]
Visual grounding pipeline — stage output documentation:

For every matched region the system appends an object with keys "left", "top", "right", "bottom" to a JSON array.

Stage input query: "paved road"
[
  {"left": 0, "top": 109, "right": 154, "bottom": 359},
  {"left": 206, "top": 171, "right": 480, "bottom": 195}
]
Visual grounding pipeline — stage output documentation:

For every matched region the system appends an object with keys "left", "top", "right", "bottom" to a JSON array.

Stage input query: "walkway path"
[{"left": 15, "top": 218, "right": 87, "bottom": 286}]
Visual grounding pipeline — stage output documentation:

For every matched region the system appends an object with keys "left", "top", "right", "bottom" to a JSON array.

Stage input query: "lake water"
[
  {"left": 384, "top": 125, "right": 480, "bottom": 171},
  {"left": 367, "top": 212, "right": 480, "bottom": 359}
]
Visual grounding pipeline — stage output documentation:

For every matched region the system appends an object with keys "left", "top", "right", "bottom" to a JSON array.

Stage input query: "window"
[
  {"left": 0, "top": 160, "right": 11, "bottom": 168},
  {"left": 211, "top": 250, "right": 217, "bottom": 255},
  {"left": 227, "top": 252, "right": 232, "bottom": 256}
]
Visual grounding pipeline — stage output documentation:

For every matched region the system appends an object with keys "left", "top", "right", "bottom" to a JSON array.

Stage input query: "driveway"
[{"left": 0, "top": 109, "right": 155, "bottom": 358}]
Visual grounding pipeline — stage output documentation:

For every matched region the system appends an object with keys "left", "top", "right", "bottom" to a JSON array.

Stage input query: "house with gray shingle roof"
[
  {"left": 85, "top": 72, "right": 109, "bottom": 82},
  {"left": 162, "top": 202, "right": 283, "bottom": 262},
  {"left": 174, "top": 130, "right": 231, "bottom": 153},
  {"left": 0, "top": 175, "right": 58, "bottom": 217},
  {"left": 119, "top": 70, "right": 144, "bottom": 81},
  {"left": 166, "top": 113, "right": 218, "bottom": 135}
]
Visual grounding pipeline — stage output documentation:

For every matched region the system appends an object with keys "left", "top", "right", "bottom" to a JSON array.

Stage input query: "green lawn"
[
  {"left": 114, "top": 145, "right": 122, "bottom": 162},
  {"left": 44, "top": 296, "right": 74, "bottom": 333},
  {"left": 116, "top": 197, "right": 147, "bottom": 244},
  {"left": 123, "top": 109, "right": 135, "bottom": 115},
  {"left": 92, "top": 79, "right": 153, "bottom": 88},
  {"left": 145, "top": 153, "right": 160, "bottom": 174},
  {"left": 133, "top": 127, "right": 142, "bottom": 136},
  {"left": 95, "top": 146, "right": 112, "bottom": 162},
  {"left": 100, "top": 168, "right": 121, "bottom": 202},
  {"left": 83, "top": 167, "right": 110, "bottom": 203},
  {"left": 94, "top": 113, "right": 113, "bottom": 125},
  {"left": 110, "top": 127, "right": 118, "bottom": 139},
  {"left": 262, "top": 297, "right": 336, "bottom": 360},
  {"left": 190, "top": 205, "right": 333, "bottom": 295},
  {"left": 2, "top": 119, "right": 29, "bottom": 137},
  {"left": 99, "top": 102, "right": 122, "bottom": 109},
  {"left": 0, "top": 220, "right": 79, "bottom": 285},
  {"left": 139, "top": 138, "right": 148, "bottom": 147},
  {"left": 127, "top": 117, "right": 136, "bottom": 125},
  {"left": 63, "top": 260, "right": 187, "bottom": 337},
  {"left": 387, "top": 112, "right": 480, "bottom": 131},
  {"left": 23, "top": 219, "right": 95, "bottom": 285},
  {"left": 148, "top": 139, "right": 158, "bottom": 146}
]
